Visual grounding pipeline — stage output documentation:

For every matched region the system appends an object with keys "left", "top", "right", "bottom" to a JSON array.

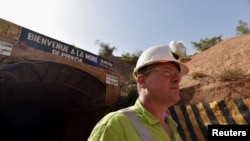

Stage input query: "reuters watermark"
[{"left": 208, "top": 125, "right": 250, "bottom": 140}]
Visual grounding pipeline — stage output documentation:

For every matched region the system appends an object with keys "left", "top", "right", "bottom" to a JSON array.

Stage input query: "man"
[{"left": 88, "top": 42, "right": 189, "bottom": 141}]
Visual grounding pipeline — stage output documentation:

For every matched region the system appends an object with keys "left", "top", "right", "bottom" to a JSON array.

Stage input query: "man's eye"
[{"left": 163, "top": 71, "right": 171, "bottom": 76}]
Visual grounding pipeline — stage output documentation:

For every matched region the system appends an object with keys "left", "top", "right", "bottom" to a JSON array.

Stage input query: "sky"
[{"left": 0, "top": 0, "right": 250, "bottom": 56}]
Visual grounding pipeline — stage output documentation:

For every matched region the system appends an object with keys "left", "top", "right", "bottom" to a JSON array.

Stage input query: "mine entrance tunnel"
[
  {"left": 0, "top": 60, "right": 107, "bottom": 140},
  {"left": 0, "top": 18, "right": 120, "bottom": 140}
]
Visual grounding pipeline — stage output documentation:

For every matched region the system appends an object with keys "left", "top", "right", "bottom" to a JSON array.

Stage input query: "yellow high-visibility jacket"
[{"left": 88, "top": 99, "right": 182, "bottom": 141}]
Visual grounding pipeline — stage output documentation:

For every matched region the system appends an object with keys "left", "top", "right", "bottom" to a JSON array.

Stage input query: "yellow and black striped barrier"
[{"left": 169, "top": 98, "right": 250, "bottom": 141}]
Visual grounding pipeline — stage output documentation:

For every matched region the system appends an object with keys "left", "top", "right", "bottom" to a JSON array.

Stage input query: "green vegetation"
[
  {"left": 215, "top": 66, "right": 245, "bottom": 82},
  {"left": 191, "top": 35, "right": 222, "bottom": 52},
  {"left": 236, "top": 20, "right": 250, "bottom": 35},
  {"left": 191, "top": 71, "right": 209, "bottom": 79},
  {"left": 120, "top": 75, "right": 137, "bottom": 96},
  {"left": 119, "top": 75, "right": 138, "bottom": 107},
  {"left": 191, "top": 66, "right": 245, "bottom": 82},
  {"left": 121, "top": 50, "right": 142, "bottom": 63},
  {"left": 96, "top": 40, "right": 116, "bottom": 57}
]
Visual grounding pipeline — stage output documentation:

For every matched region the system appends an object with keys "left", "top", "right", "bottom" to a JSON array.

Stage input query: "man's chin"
[{"left": 170, "top": 95, "right": 180, "bottom": 104}]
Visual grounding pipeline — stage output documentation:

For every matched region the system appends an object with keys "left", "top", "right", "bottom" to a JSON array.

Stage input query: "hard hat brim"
[{"left": 133, "top": 60, "right": 189, "bottom": 78}]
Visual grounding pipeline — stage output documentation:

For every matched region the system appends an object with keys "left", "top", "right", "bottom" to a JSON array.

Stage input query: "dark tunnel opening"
[
  {"left": 0, "top": 61, "right": 107, "bottom": 141},
  {"left": 0, "top": 101, "right": 63, "bottom": 141}
]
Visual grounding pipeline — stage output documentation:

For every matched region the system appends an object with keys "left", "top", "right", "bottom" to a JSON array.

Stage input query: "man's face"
[{"left": 142, "top": 62, "right": 181, "bottom": 106}]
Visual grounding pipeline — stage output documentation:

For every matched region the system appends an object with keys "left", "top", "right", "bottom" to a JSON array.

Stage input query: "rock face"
[{"left": 179, "top": 35, "right": 250, "bottom": 104}]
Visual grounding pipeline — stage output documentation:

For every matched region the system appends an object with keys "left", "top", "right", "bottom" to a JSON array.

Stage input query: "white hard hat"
[{"left": 133, "top": 45, "right": 189, "bottom": 78}]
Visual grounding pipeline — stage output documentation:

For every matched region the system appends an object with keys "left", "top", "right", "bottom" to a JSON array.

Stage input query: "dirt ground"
[{"left": 179, "top": 35, "right": 250, "bottom": 104}]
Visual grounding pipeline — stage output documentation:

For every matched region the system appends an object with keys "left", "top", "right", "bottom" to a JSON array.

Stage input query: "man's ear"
[{"left": 137, "top": 74, "right": 147, "bottom": 88}]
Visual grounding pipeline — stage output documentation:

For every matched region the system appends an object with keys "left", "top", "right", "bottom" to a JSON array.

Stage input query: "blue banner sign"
[{"left": 19, "top": 28, "right": 114, "bottom": 72}]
